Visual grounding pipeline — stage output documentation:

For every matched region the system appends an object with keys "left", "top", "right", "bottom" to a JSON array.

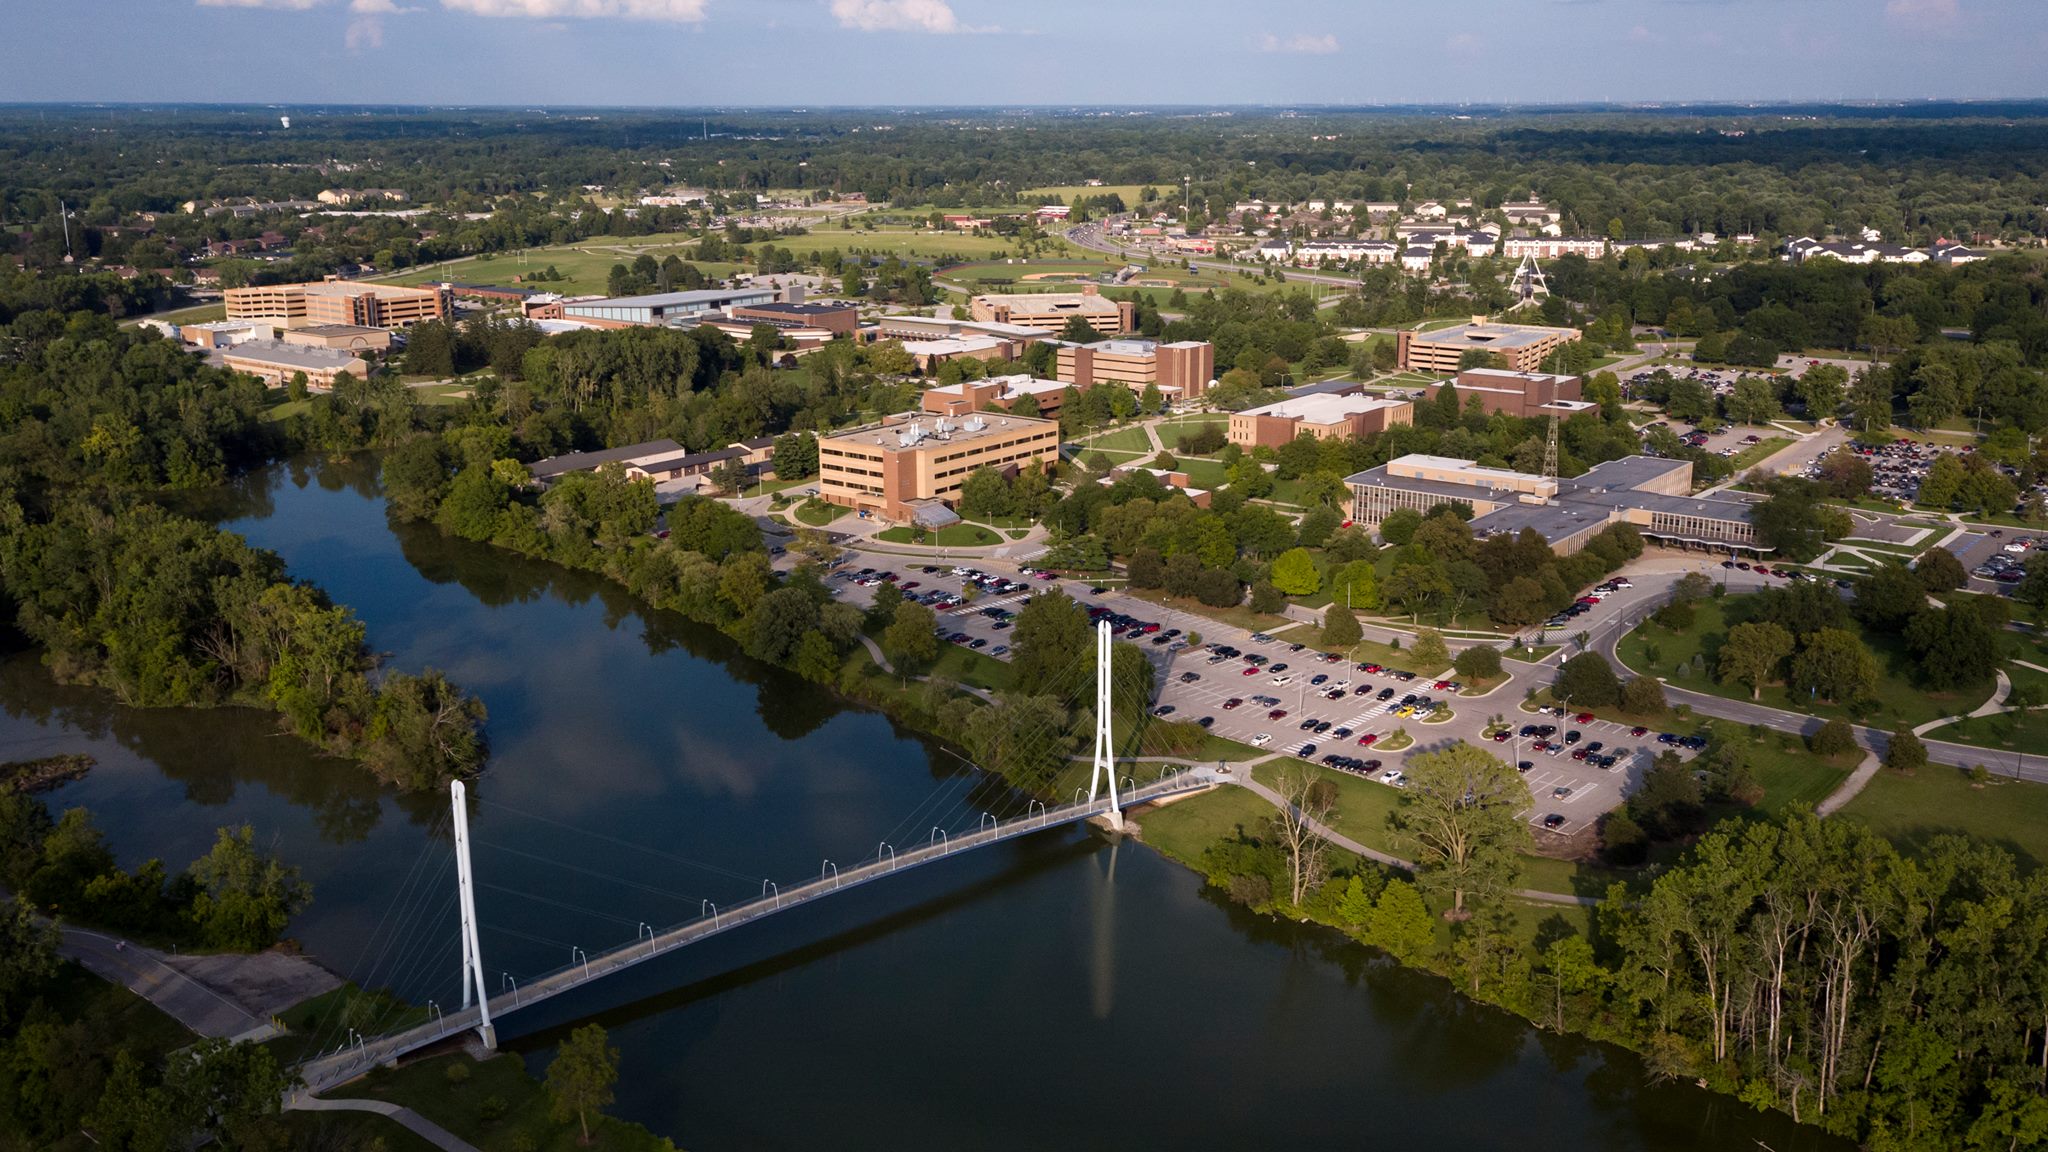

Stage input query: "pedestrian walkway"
[
  {"left": 287, "top": 1096, "right": 481, "bottom": 1152},
  {"left": 59, "top": 928, "right": 273, "bottom": 1041},
  {"left": 1816, "top": 750, "right": 1882, "bottom": 818}
]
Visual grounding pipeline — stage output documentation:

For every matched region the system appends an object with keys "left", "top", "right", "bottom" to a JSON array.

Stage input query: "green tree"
[
  {"left": 1395, "top": 742, "right": 1528, "bottom": 918},
  {"left": 1853, "top": 561, "right": 1929, "bottom": 633},
  {"left": 1453, "top": 644, "right": 1502, "bottom": 681},
  {"left": 1363, "top": 878, "right": 1437, "bottom": 965},
  {"left": 1555, "top": 653, "right": 1620, "bottom": 707},
  {"left": 1913, "top": 546, "right": 1968, "bottom": 593},
  {"left": 1327, "top": 559, "right": 1380, "bottom": 611},
  {"left": 163, "top": 1036, "right": 293, "bottom": 1148},
  {"left": 1008, "top": 588, "right": 1090, "bottom": 699},
  {"left": 1717, "top": 621, "right": 1795, "bottom": 699},
  {"left": 1411, "top": 627, "right": 1451, "bottom": 671},
  {"left": 1810, "top": 717, "right": 1859, "bottom": 756},
  {"left": 1323, "top": 607, "right": 1362, "bottom": 648},
  {"left": 1789, "top": 627, "right": 1880, "bottom": 705},
  {"left": 1378, "top": 507, "right": 1423, "bottom": 546},
  {"left": 361, "top": 670, "right": 489, "bottom": 791},
  {"left": 545, "top": 1023, "right": 619, "bottom": 1145},
  {"left": 0, "top": 898, "right": 58, "bottom": 1027},
  {"left": 1268, "top": 547, "right": 1321, "bottom": 596},
  {"left": 882, "top": 603, "right": 939, "bottom": 675},
  {"left": 1885, "top": 725, "right": 1928, "bottom": 773},
  {"left": 1620, "top": 675, "right": 1667, "bottom": 716},
  {"left": 185, "top": 825, "right": 312, "bottom": 951},
  {"left": 1724, "top": 376, "right": 1781, "bottom": 425},
  {"left": 1904, "top": 605, "right": 1998, "bottom": 690}
]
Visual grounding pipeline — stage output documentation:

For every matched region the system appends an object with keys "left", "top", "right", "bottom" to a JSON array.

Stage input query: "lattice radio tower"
[{"left": 1542, "top": 410, "right": 1561, "bottom": 484}]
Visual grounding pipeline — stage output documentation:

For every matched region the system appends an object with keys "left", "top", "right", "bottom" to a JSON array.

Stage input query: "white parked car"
[
  {"left": 1251, "top": 733, "right": 1273, "bottom": 747},
  {"left": 1270, "top": 675, "right": 1293, "bottom": 686}
]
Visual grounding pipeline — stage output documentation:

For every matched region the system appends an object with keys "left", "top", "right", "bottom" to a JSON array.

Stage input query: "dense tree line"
[{"left": 0, "top": 503, "right": 485, "bottom": 790}]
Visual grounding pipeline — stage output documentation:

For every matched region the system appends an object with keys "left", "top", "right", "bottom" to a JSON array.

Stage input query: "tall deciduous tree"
[
  {"left": 1394, "top": 742, "right": 1528, "bottom": 918},
  {"left": 546, "top": 1023, "right": 619, "bottom": 1145},
  {"left": 1718, "top": 621, "right": 1795, "bottom": 699},
  {"left": 1268, "top": 765, "right": 1339, "bottom": 907}
]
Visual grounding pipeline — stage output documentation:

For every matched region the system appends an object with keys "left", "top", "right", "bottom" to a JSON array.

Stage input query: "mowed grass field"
[
  {"left": 380, "top": 240, "right": 744, "bottom": 297},
  {"left": 1021, "top": 184, "right": 1158, "bottom": 205}
]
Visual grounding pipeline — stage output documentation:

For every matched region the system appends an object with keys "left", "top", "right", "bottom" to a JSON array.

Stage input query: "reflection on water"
[{"left": 0, "top": 460, "right": 1853, "bottom": 1152}]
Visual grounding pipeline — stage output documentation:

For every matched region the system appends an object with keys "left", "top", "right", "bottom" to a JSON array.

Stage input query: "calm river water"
[{"left": 0, "top": 460, "right": 1849, "bottom": 1152}]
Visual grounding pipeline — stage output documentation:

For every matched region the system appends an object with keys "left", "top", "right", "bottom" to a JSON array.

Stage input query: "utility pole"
[{"left": 449, "top": 780, "right": 496, "bottom": 1050}]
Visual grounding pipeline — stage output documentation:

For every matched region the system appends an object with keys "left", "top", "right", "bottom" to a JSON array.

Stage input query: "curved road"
[{"left": 1582, "top": 567, "right": 2048, "bottom": 784}]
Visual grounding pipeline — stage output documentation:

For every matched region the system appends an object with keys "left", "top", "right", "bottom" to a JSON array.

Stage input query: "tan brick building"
[
  {"left": 818, "top": 412, "right": 1061, "bottom": 523},
  {"left": 225, "top": 280, "right": 449, "bottom": 330},
  {"left": 1055, "top": 338, "right": 1214, "bottom": 401},
  {"left": 1397, "top": 319, "right": 1581, "bottom": 374},
  {"left": 1227, "top": 395, "right": 1413, "bottom": 449},
  {"left": 968, "top": 285, "right": 1134, "bottom": 336}
]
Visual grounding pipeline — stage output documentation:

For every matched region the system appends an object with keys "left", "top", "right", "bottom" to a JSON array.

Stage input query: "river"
[{"left": 0, "top": 460, "right": 1849, "bottom": 1152}]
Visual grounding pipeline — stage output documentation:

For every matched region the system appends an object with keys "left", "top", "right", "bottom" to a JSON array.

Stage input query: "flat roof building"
[
  {"left": 1427, "top": 368, "right": 1585, "bottom": 418},
  {"left": 969, "top": 286, "right": 1134, "bottom": 336},
  {"left": 728, "top": 300, "right": 859, "bottom": 336},
  {"left": 224, "top": 280, "right": 449, "bottom": 330},
  {"left": 209, "top": 339, "right": 372, "bottom": 390},
  {"left": 818, "top": 412, "right": 1061, "bottom": 523},
  {"left": 1398, "top": 319, "right": 1581, "bottom": 375},
  {"left": 1344, "top": 453, "right": 1761, "bottom": 555},
  {"left": 1054, "top": 338, "right": 1214, "bottom": 401},
  {"left": 873, "top": 315, "right": 1050, "bottom": 367},
  {"left": 530, "top": 439, "right": 685, "bottom": 484},
  {"left": 556, "top": 287, "right": 779, "bottom": 328},
  {"left": 1229, "top": 395, "right": 1414, "bottom": 449},
  {"left": 922, "top": 374, "right": 1070, "bottom": 418},
  {"left": 281, "top": 324, "right": 392, "bottom": 353}
]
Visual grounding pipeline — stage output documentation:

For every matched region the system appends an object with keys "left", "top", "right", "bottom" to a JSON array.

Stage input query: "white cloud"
[
  {"left": 829, "top": 0, "right": 964, "bottom": 33},
  {"left": 1258, "top": 32, "right": 1339, "bottom": 55},
  {"left": 1885, "top": 0, "right": 1960, "bottom": 30},
  {"left": 347, "top": 15, "right": 386, "bottom": 46},
  {"left": 196, "top": 0, "right": 325, "bottom": 8},
  {"left": 441, "top": 0, "right": 708, "bottom": 20}
]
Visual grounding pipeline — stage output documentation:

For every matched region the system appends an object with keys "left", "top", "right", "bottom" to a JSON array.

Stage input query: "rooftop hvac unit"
[{"left": 961, "top": 416, "right": 987, "bottom": 433}]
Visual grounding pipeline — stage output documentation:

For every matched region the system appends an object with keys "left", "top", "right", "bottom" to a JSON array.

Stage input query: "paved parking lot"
[{"left": 827, "top": 551, "right": 1710, "bottom": 835}]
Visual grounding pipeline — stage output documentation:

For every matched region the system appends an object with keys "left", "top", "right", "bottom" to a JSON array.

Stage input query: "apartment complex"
[
  {"left": 818, "top": 413, "right": 1061, "bottom": 524},
  {"left": 224, "top": 280, "right": 449, "bottom": 330},
  {"left": 1344, "top": 454, "right": 1761, "bottom": 556},
  {"left": 1228, "top": 395, "right": 1414, "bottom": 449},
  {"left": 1426, "top": 368, "right": 1588, "bottom": 418},
  {"left": 1397, "top": 319, "right": 1582, "bottom": 374},
  {"left": 968, "top": 286, "right": 1134, "bottom": 336},
  {"left": 1054, "top": 338, "right": 1214, "bottom": 401}
]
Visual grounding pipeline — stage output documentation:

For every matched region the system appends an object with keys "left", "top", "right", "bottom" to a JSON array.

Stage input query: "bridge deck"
[{"left": 297, "top": 771, "right": 1208, "bottom": 1094}]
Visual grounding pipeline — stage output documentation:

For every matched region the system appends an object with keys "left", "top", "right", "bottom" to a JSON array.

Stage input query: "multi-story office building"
[
  {"left": 549, "top": 287, "right": 780, "bottom": 328},
  {"left": 818, "top": 412, "right": 1061, "bottom": 524},
  {"left": 968, "top": 286, "right": 1134, "bottom": 336},
  {"left": 1227, "top": 395, "right": 1414, "bottom": 448},
  {"left": 1397, "top": 319, "right": 1582, "bottom": 374},
  {"left": 1425, "top": 368, "right": 1588, "bottom": 418},
  {"left": 921, "top": 375, "right": 1071, "bottom": 418},
  {"left": 1054, "top": 338, "right": 1214, "bottom": 401},
  {"left": 224, "top": 280, "right": 449, "bottom": 330}
]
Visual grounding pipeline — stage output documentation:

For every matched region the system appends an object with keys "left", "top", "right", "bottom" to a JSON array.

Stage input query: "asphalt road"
[{"left": 61, "top": 927, "right": 272, "bottom": 1040}]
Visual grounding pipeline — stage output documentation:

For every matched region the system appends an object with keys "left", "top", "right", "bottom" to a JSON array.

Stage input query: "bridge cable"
[
  {"left": 299, "top": 814, "right": 453, "bottom": 1061},
  {"left": 471, "top": 795, "right": 764, "bottom": 886}
]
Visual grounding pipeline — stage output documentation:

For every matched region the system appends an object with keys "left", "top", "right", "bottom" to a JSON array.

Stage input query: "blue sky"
[{"left": 6, "top": 0, "right": 2045, "bottom": 105}]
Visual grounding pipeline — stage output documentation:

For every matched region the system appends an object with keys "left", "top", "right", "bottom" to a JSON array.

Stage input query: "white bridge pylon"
[{"left": 1087, "top": 619, "right": 1123, "bottom": 831}]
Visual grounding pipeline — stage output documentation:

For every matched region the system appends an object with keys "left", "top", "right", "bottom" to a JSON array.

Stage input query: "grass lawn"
[
  {"left": 873, "top": 523, "right": 1001, "bottom": 547},
  {"left": 355, "top": 1049, "right": 675, "bottom": 1152},
  {"left": 1021, "top": 182, "right": 1155, "bottom": 204},
  {"left": 1617, "top": 594, "right": 1995, "bottom": 730},
  {"left": 1729, "top": 436, "right": 1793, "bottom": 471},
  {"left": 266, "top": 982, "right": 430, "bottom": 1066},
  {"left": 1841, "top": 765, "right": 2048, "bottom": 868},
  {"left": 792, "top": 499, "right": 849, "bottom": 526},
  {"left": 926, "top": 641, "right": 1014, "bottom": 691},
  {"left": 131, "top": 299, "right": 226, "bottom": 327},
  {"left": 1931, "top": 710, "right": 2048, "bottom": 758},
  {"left": 1118, "top": 586, "right": 1290, "bottom": 634},
  {"left": 282, "top": 1111, "right": 441, "bottom": 1152},
  {"left": 1714, "top": 721, "right": 1859, "bottom": 816},
  {"left": 1135, "top": 786, "right": 1281, "bottom": 865},
  {"left": 1080, "top": 426, "right": 1154, "bottom": 453}
]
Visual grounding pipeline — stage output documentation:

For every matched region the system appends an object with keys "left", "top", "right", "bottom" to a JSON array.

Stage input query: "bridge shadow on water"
[{"left": 485, "top": 825, "right": 1113, "bottom": 1052}]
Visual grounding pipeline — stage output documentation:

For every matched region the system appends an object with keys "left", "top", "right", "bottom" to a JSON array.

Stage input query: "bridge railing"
[{"left": 297, "top": 769, "right": 1208, "bottom": 1093}]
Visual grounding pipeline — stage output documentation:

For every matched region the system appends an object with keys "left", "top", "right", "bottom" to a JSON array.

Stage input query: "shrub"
[{"left": 1809, "top": 718, "right": 1858, "bottom": 757}]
